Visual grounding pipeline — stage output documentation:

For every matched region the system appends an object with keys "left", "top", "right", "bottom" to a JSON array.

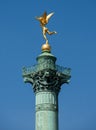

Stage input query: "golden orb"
[{"left": 41, "top": 43, "right": 51, "bottom": 52}]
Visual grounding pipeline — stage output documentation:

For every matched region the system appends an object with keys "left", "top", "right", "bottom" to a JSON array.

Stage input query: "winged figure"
[
  {"left": 36, "top": 12, "right": 54, "bottom": 26},
  {"left": 36, "top": 12, "right": 57, "bottom": 44}
]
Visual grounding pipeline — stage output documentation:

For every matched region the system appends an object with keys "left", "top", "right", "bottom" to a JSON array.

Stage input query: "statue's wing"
[
  {"left": 47, "top": 12, "right": 54, "bottom": 21},
  {"left": 35, "top": 16, "right": 40, "bottom": 21},
  {"left": 42, "top": 12, "right": 47, "bottom": 19},
  {"left": 35, "top": 12, "right": 47, "bottom": 21}
]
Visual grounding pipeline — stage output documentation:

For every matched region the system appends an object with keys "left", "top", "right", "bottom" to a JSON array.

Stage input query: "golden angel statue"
[{"left": 36, "top": 12, "right": 57, "bottom": 44}]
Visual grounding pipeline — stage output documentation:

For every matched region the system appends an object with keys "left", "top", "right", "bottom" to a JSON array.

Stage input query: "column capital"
[{"left": 22, "top": 51, "right": 71, "bottom": 93}]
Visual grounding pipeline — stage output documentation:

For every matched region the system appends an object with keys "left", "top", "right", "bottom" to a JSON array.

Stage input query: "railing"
[
  {"left": 22, "top": 64, "right": 71, "bottom": 76},
  {"left": 22, "top": 65, "right": 37, "bottom": 75},
  {"left": 56, "top": 65, "right": 71, "bottom": 75}
]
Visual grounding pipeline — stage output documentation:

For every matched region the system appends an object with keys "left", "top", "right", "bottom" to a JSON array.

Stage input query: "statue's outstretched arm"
[{"left": 47, "top": 30, "right": 57, "bottom": 35}]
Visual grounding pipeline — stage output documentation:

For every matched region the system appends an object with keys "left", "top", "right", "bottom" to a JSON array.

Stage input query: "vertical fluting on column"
[
  {"left": 35, "top": 51, "right": 59, "bottom": 130},
  {"left": 22, "top": 49, "right": 71, "bottom": 130},
  {"left": 35, "top": 92, "right": 58, "bottom": 130}
]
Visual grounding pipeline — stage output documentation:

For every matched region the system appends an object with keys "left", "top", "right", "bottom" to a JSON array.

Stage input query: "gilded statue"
[{"left": 36, "top": 12, "right": 57, "bottom": 44}]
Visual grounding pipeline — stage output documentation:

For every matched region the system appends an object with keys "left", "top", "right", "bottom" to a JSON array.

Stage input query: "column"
[{"left": 36, "top": 91, "right": 58, "bottom": 130}]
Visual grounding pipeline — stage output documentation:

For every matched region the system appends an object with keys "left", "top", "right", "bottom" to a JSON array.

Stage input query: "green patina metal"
[
  {"left": 22, "top": 51, "right": 71, "bottom": 89},
  {"left": 22, "top": 50, "right": 71, "bottom": 130}
]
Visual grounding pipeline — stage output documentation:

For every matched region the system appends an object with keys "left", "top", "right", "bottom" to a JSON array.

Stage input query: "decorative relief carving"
[
  {"left": 37, "top": 58, "right": 55, "bottom": 71},
  {"left": 36, "top": 104, "right": 58, "bottom": 112},
  {"left": 32, "top": 70, "right": 60, "bottom": 93},
  {"left": 23, "top": 55, "right": 71, "bottom": 93},
  {"left": 23, "top": 68, "right": 70, "bottom": 93}
]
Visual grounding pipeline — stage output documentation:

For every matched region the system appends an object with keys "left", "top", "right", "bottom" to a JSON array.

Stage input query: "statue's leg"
[
  {"left": 43, "top": 33, "right": 47, "bottom": 40},
  {"left": 43, "top": 32, "right": 48, "bottom": 43}
]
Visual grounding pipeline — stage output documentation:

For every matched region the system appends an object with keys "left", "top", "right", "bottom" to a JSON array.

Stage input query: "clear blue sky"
[{"left": 0, "top": 0, "right": 96, "bottom": 130}]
